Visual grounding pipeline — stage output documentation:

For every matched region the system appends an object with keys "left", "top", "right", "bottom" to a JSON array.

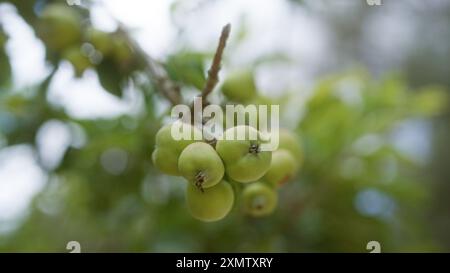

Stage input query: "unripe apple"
[
  {"left": 263, "top": 149, "right": 298, "bottom": 187},
  {"left": 278, "top": 128, "right": 303, "bottom": 163},
  {"left": 62, "top": 46, "right": 91, "bottom": 77},
  {"left": 222, "top": 103, "right": 253, "bottom": 130},
  {"left": 178, "top": 142, "right": 225, "bottom": 189},
  {"left": 86, "top": 28, "right": 113, "bottom": 56},
  {"left": 221, "top": 70, "right": 258, "bottom": 103},
  {"left": 222, "top": 96, "right": 277, "bottom": 131},
  {"left": 112, "top": 36, "right": 133, "bottom": 65},
  {"left": 186, "top": 180, "right": 234, "bottom": 222},
  {"left": 242, "top": 182, "right": 277, "bottom": 217},
  {"left": 152, "top": 122, "right": 202, "bottom": 176},
  {"left": 37, "top": 4, "right": 81, "bottom": 51},
  {"left": 216, "top": 125, "right": 272, "bottom": 183}
]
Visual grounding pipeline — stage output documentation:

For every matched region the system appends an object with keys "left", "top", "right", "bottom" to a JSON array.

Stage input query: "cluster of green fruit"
[
  {"left": 152, "top": 122, "right": 302, "bottom": 222},
  {"left": 35, "top": 3, "right": 136, "bottom": 77}
]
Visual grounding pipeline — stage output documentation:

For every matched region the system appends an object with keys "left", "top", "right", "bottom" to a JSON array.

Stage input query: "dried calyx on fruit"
[
  {"left": 178, "top": 142, "right": 225, "bottom": 190},
  {"left": 216, "top": 125, "right": 272, "bottom": 183}
]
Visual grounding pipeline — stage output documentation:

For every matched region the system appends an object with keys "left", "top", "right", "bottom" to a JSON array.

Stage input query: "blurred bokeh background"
[{"left": 0, "top": 0, "right": 449, "bottom": 252}]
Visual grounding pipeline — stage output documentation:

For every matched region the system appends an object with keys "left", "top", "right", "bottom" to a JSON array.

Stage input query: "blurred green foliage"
[
  {"left": 0, "top": 0, "right": 448, "bottom": 252},
  {"left": 166, "top": 51, "right": 207, "bottom": 90},
  {"left": 0, "top": 26, "right": 11, "bottom": 89}
]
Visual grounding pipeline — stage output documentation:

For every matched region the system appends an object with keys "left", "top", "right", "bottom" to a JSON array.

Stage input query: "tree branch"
[
  {"left": 200, "top": 23, "right": 231, "bottom": 105},
  {"left": 106, "top": 12, "right": 230, "bottom": 108},
  {"left": 117, "top": 25, "right": 182, "bottom": 106}
]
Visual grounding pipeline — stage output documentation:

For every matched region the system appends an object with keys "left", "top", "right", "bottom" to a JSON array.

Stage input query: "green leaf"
[
  {"left": 165, "top": 51, "right": 206, "bottom": 90},
  {"left": 97, "top": 59, "right": 126, "bottom": 97}
]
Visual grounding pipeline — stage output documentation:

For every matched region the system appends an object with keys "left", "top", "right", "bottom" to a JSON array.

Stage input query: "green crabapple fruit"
[
  {"left": 112, "top": 36, "right": 134, "bottom": 65},
  {"left": 178, "top": 142, "right": 225, "bottom": 189},
  {"left": 222, "top": 104, "right": 250, "bottom": 131},
  {"left": 186, "top": 180, "right": 234, "bottom": 222},
  {"left": 222, "top": 99, "right": 276, "bottom": 131},
  {"left": 152, "top": 123, "right": 201, "bottom": 176},
  {"left": 242, "top": 182, "right": 277, "bottom": 217},
  {"left": 37, "top": 4, "right": 81, "bottom": 51},
  {"left": 216, "top": 126, "right": 272, "bottom": 183},
  {"left": 278, "top": 128, "right": 303, "bottom": 163},
  {"left": 221, "top": 70, "right": 258, "bottom": 103},
  {"left": 86, "top": 28, "right": 113, "bottom": 56},
  {"left": 62, "top": 47, "right": 91, "bottom": 77},
  {"left": 262, "top": 149, "right": 298, "bottom": 187}
]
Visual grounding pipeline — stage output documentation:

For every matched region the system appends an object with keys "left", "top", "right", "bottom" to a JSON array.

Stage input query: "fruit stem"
[
  {"left": 114, "top": 22, "right": 182, "bottom": 105},
  {"left": 206, "top": 138, "right": 217, "bottom": 148}
]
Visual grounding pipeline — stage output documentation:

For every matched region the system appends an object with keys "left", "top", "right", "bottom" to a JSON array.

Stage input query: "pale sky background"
[{"left": 0, "top": 0, "right": 433, "bottom": 233}]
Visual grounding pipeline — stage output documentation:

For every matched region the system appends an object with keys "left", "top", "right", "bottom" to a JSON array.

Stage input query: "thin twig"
[
  {"left": 117, "top": 24, "right": 182, "bottom": 106},
  {"left": 200, "top": 23, "right": 231, "bottom": 105},
  {"left": 79, "top": 2, "right": 182, "bottom": 106}
]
